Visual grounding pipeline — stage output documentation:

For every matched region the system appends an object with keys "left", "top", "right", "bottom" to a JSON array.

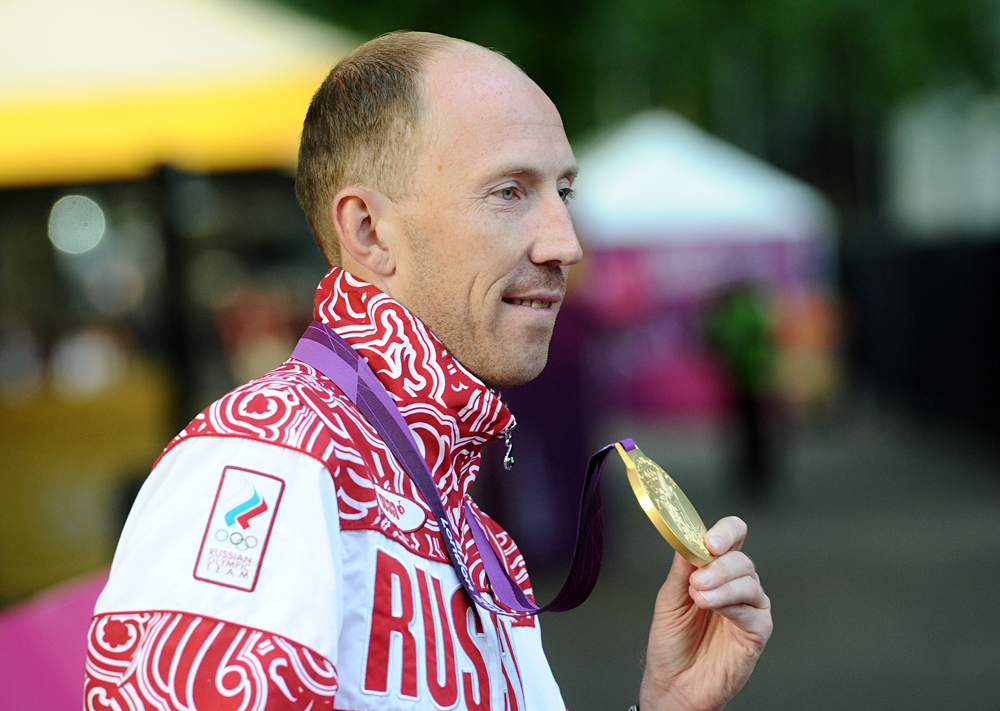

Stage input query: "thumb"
[{"left": 656, "top": 552, "right": 698, "bottom": 613}]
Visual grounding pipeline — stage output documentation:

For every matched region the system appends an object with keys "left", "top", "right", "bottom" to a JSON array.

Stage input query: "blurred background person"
[{"left": 703, "top": 285, "right": 777, "bottom": 499}]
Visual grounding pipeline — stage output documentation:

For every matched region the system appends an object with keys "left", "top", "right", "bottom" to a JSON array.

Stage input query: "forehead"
[{"left": 418, "top": 48, "right": 574, "bottom": 178}]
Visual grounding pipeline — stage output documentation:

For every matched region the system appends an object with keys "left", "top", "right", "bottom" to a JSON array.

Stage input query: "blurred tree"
[{"left": 278, "top": 0, "right": 998, "bottom": 232}]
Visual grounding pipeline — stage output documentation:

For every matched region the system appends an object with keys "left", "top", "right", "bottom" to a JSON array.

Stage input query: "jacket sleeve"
[{"left": 84, "top": 435, "right": 343, "bottom": 710}]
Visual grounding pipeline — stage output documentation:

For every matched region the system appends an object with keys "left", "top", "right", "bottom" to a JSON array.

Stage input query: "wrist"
[{"left": 637, "top": 677, "right": 699, "bottom": 711}]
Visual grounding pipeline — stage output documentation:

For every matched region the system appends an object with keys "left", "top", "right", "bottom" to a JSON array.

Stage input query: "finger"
[
  {"left": 689, "top": 575, "right": 769, "bottom": 612},
  {"left": 688, "top": 551, "right": 756, "bottom": 591},
  {"left": 708, "top": 601, "right": 774, "bottom": 643},
  {"left": 704, "top": 516, "right": 748, "bottom": 555}
]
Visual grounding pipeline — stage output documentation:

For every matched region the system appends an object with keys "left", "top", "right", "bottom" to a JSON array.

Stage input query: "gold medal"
[{"left": 615, "top": 442, "right": 714, "bottom": 567}]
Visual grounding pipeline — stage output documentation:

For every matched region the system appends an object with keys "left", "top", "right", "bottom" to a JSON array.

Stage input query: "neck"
[
  {"left": 337, "top": 256, "right": 395, "bottom": 300},
  {"left": 311, "top": 267, "right": 515, "bottom": 497}
]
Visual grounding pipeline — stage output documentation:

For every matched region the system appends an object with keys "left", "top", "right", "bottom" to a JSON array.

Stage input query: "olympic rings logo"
[{"left": 214, "top": 529, "right": 258, "bottom": 551}]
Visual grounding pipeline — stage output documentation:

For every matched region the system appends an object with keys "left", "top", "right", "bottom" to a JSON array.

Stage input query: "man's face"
[{"left": 389, "top": 48, "right": 582, "bottom": 389}]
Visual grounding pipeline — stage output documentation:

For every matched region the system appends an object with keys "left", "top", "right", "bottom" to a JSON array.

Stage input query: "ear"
[{"left": 331, "top": 186, "right": 395, "bottom": 277}]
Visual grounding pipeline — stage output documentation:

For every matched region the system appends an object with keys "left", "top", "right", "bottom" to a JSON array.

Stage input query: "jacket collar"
[{"left": 313, "top": 267, "right": 514, "bottom": 500}]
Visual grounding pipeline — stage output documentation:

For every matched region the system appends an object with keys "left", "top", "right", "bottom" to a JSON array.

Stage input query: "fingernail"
[
  {"left": 691, "top": 571, "right": 711, "bottom": 586},
  {"left": 700, "top": 589, "right": 716, "bottom": 604},
  {"left": 708, "top": 536, "right": 723, "bottom": 553}
]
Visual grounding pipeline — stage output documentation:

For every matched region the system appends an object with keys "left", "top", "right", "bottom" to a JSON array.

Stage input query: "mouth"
[{"left": 502, "top": 297, "right": 555, "bottom": 310}]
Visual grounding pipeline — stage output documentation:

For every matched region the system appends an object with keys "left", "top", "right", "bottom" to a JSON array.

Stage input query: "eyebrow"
[{"left": 485, "top": 162, "right": 580, "bottom": 184}]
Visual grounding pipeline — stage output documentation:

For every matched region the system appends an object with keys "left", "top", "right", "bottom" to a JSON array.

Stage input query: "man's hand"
[{"left": 638, "top": 516, "right": 772, "bottom": 711}]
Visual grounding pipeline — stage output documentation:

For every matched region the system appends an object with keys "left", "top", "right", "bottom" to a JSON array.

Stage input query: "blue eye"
[
  {"left": 559, "top": 187, "right": 576, "bottom": 202},
  {"left": 499, "top": 187, "right": 517, "bottom": 200}
]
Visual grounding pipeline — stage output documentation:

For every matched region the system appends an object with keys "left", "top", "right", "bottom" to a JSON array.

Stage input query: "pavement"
[{"left": 531, "top": 399, "right": 1000, "bottom": 711}]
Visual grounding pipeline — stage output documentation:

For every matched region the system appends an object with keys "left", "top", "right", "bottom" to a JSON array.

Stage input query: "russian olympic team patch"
[{"left": 194, "top": 466, "right": 284, "bottom": 592}]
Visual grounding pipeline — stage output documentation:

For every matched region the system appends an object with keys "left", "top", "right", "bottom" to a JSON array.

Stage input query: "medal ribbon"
[{"left": 292, "top": 320, "right": 633, "bottom": 616}]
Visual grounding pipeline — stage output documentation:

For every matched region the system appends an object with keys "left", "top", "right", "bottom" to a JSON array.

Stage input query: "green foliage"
[
  {"left": 278, "top": 0, "right": 997, "bottom": 212},
  {"left": 282, "top": 0, "right": 994, "bottom": 127}
]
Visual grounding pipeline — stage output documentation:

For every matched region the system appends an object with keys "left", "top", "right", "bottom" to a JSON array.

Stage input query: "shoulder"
[
  {"left": 160, "top": 359, "right": 382, "bottom": 475},
  {"left": 158, "top": 361, "right": 442, "bottom": 557}
]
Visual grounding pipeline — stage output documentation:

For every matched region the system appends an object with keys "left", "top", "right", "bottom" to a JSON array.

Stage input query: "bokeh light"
[{"left": 48, "top": 195, "right": 106, "bottom": 254}]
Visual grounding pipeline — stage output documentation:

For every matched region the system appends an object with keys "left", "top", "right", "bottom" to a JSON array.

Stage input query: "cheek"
[
  {"left": 466, "top": 245, "right": 520, "bottom": 302},
  {"left": 410, "top": 211, "right": 523, "bottom": 320}
]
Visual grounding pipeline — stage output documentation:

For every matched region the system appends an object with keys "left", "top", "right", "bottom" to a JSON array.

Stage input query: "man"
[{"left": 85, "top": 32, "right": 771, "bottom": 711}]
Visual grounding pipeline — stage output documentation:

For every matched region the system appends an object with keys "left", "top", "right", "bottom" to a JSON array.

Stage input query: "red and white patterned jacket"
[{"left": 85, "top": 268, "right": 565, "bottom": 711}]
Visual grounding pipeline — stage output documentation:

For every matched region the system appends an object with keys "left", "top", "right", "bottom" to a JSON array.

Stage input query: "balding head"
[{"left": 295, "top": 32, "right": 519, "bottom": 266}]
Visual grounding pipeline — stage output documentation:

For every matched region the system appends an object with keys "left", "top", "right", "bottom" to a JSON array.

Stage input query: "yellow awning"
[{"left": 0, "top": 0, "right": 356, "bottom": 187}]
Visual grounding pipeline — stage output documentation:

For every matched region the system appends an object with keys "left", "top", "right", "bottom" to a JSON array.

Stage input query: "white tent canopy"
[{"left": 570, "top": 111, "right": 835, "bottom": 246}]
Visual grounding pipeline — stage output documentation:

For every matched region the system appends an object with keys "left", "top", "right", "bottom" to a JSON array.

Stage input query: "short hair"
[{"left": 295, "top": 31, "right": 457, "bottom": 267}]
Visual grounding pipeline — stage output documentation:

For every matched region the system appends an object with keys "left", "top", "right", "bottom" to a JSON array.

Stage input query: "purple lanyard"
[{"left": 292, "top": 320, "right": 633, "bottom": 616}]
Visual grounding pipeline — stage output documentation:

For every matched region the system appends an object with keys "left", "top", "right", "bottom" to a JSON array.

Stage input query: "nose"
[{"left": 529, "top": 191, "right": 583, "bottom": 268}]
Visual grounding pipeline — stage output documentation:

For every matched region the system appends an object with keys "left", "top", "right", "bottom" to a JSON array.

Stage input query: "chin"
[{"left": 478, "top": 348, "right": 549, "bottom": 390}]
